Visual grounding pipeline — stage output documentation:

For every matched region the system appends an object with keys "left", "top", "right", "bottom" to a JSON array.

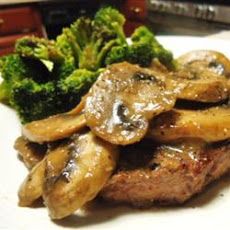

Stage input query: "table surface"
[{"left": 206, "top": 30, "right": 230, "bottom": 40}]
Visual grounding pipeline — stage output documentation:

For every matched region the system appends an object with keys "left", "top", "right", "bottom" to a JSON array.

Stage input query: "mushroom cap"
[{"left": 85, "top": 62, "right": 178, "bottom": 145}]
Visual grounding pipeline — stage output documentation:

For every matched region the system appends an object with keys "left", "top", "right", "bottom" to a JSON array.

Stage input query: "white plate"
[{"left": 0, "top": 36, "right": 230, "bottom": 230}]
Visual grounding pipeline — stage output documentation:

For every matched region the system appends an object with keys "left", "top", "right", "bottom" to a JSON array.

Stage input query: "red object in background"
[
  {"left": 121, "top": 0, "right": 147, "bottom": 36},
  {"left": 0, "top": 6, "right": 46, "bottom": 56}
]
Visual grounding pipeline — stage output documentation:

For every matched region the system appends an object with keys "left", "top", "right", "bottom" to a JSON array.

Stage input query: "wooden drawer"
[
  {"left": 0, "top": 46, "right": 14, "bottom": 56},
  {"left": 0, "top": 7, "right": 43, "bottom": 36},
  {"left": 122, "top": 0, "right": 146, "bottom": 22},
  {"left": 0, "top": 6, "right": 45, "bottom": 56}
]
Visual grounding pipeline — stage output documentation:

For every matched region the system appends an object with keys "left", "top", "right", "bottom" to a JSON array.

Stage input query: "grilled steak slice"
[{"left": 101, "top": 139, "right": 230, "bottom": 206}]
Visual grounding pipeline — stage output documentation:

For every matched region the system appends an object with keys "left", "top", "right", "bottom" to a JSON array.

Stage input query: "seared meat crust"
[{"left": 101, "top": 140, "right": 230, "bottom": 206}]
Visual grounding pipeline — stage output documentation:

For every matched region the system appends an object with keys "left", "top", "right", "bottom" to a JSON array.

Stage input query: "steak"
[{"left": 101, "top": 139, "right": 230, "bottom": 206}]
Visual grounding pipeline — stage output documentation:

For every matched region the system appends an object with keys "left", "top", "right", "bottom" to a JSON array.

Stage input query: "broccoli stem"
[
  {"left": 112, "top": 23, "right": 127, "bottom": 45},
  {"left": 63, "top": 29, "right": 81, "bottom": 65},
  {"left": 97, "top": 39, "right": 118, "bottom": 68}
]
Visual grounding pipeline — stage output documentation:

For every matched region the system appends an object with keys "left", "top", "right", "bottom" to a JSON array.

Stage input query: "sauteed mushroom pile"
[{"left": 15, "top": 50, "right": 230, "bottom": 219}]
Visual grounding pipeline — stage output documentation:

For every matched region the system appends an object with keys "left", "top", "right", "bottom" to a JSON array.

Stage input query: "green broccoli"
[
  {"left": 0, "top": 54, "right": 28, "bottom": 104},
  {"left": 105, "top": 26, "right": 175, "bottom": 69},
  {"left": 131, "top": 26, "right": 157, "bottom": 44},
  {"left": 57, "top": 68, "right": 101, "bottom": 111},
  {"left": 131, "top": 26, "right": 174, "bottom": 69},
  {"left": 14, "top": 33, "right": 78, "bottom": 82},
  {"left": 62, "top": 16, "right": 117, "bottom": 71},
  {"left": 10, "top": 79, "right": 58, "bottom": 123},
  {"left": 15, "top": 36, "right": 64, "bottom": 64},
  {"left": 0, "top": 54, "right": 52, "bottom": 104},
  {"left": 56, "top": 32, "right": 75, "bottom": 61},
  {"left": 1, "top": 54, "right": 33, "bottom": 82},
  {"left": 55, "top": 32, "right": 76, "bottom": 79},
  {"left": 94, "top": 6, "right": 126, "bottom": 44},
  {"left": 10, "top": 69, "right": 101, "bottom": 123},
  {"left": 127, "top": 42, "right": 153, "bottom": 67},
  {"left": 104, "top": 45, "right": 129, "bottom": 65},
  {"left": 52, "top": 60, "right": 76, "bottom": 80}
]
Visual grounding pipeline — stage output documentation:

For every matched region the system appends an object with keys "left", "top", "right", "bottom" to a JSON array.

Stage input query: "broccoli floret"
[
  {"left": 131, "top": 26, "right": 157, "bottom": 44},
  {"left": 105, "top": 42, "right": 153, "bottom": 67},
  {"left": 10, "top": 79, "right": 58, "bottom": 123},
  {"left": 131, "top": 26, "right": 175, "bottom": 69},
  {"left": 52, "top": 60, "right": 76, "bottom": 80},
  {"left": 153, "top": 45, "right": 175, "bottom": 69},
  {"left": 94, "top": 6, "right": 126, "bottom": 44},
  {"left": 105, "top": 26, "right": 175, "bottom": 69},
  {"left": 105, "top": 45, "right": 129, "bottom": 65},
  {"left": 63, "top": 16, "right": 117, "bottom": 71},
  {"left": 1, "top": 54, "right": 32, "bottom": 82},
  {"left": 56, "top": 32, "right": 75, "bottom": 60},
  {"left": 0, "top": 54, "right": 52, "bottom": 104},
  {"left": 56, "top": 32, "right": 76, "bottom": 68},
  {"left": 51, "top": 31, "right": 77, "bottom": 79},
  {"left": 127, "top": 42, "right": 153, "bottom": 67},
  {"left": 15, "top": 36, "right": 64, "bottom": 64},
  {"left": 1, "top": 54, "right": 52, "bottom": 84},
  {"left": 57, "top": 69, "right": 101, "bottom": 110},
  {"left": 9, "top": 69, "right": 101, "bottom": 123}
]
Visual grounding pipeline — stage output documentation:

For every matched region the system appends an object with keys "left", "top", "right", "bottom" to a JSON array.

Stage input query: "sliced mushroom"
[
  {"left": 22, "top": 113, "right": 86, "bottom": 144},
  {"left": 43, "top": 131, "right": 118, "bottom": 219},
  {"left": 22, "top": 99, "right": 86, "bottom": 143},
  {"left": 68, "top": 95, "right": 87, "bottom": 114},
  {"left": 85, "top": 62, "right": 179, "bottom": 145},
  {"left": 147, "top": 106, "right": 230, "bottom": 143},
  {"left": 177, "top": 50, "right": 230, "bottom": 77},
  {"left": 18, "top": 140, "right": 70, "bottom": 206},
  {"left": 18, "top": 160, "right": 45, "bottom": 207},
  {"left": 177, "top": 75, "right": 228, "bottom": 103},
  {"left": 174, "top": 50, "right": 230, "bottom": 103},
  {"left": 14, "top": 136, "right": 47, "bottom": 169}
]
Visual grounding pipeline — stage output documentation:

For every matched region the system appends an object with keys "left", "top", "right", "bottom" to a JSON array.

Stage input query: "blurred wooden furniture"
[
  {"left": 0, "top": 6, "right": 45, "bottom": 56},
  {"left": 121, "top": 0, "right": 147, "bottom": 36}
]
